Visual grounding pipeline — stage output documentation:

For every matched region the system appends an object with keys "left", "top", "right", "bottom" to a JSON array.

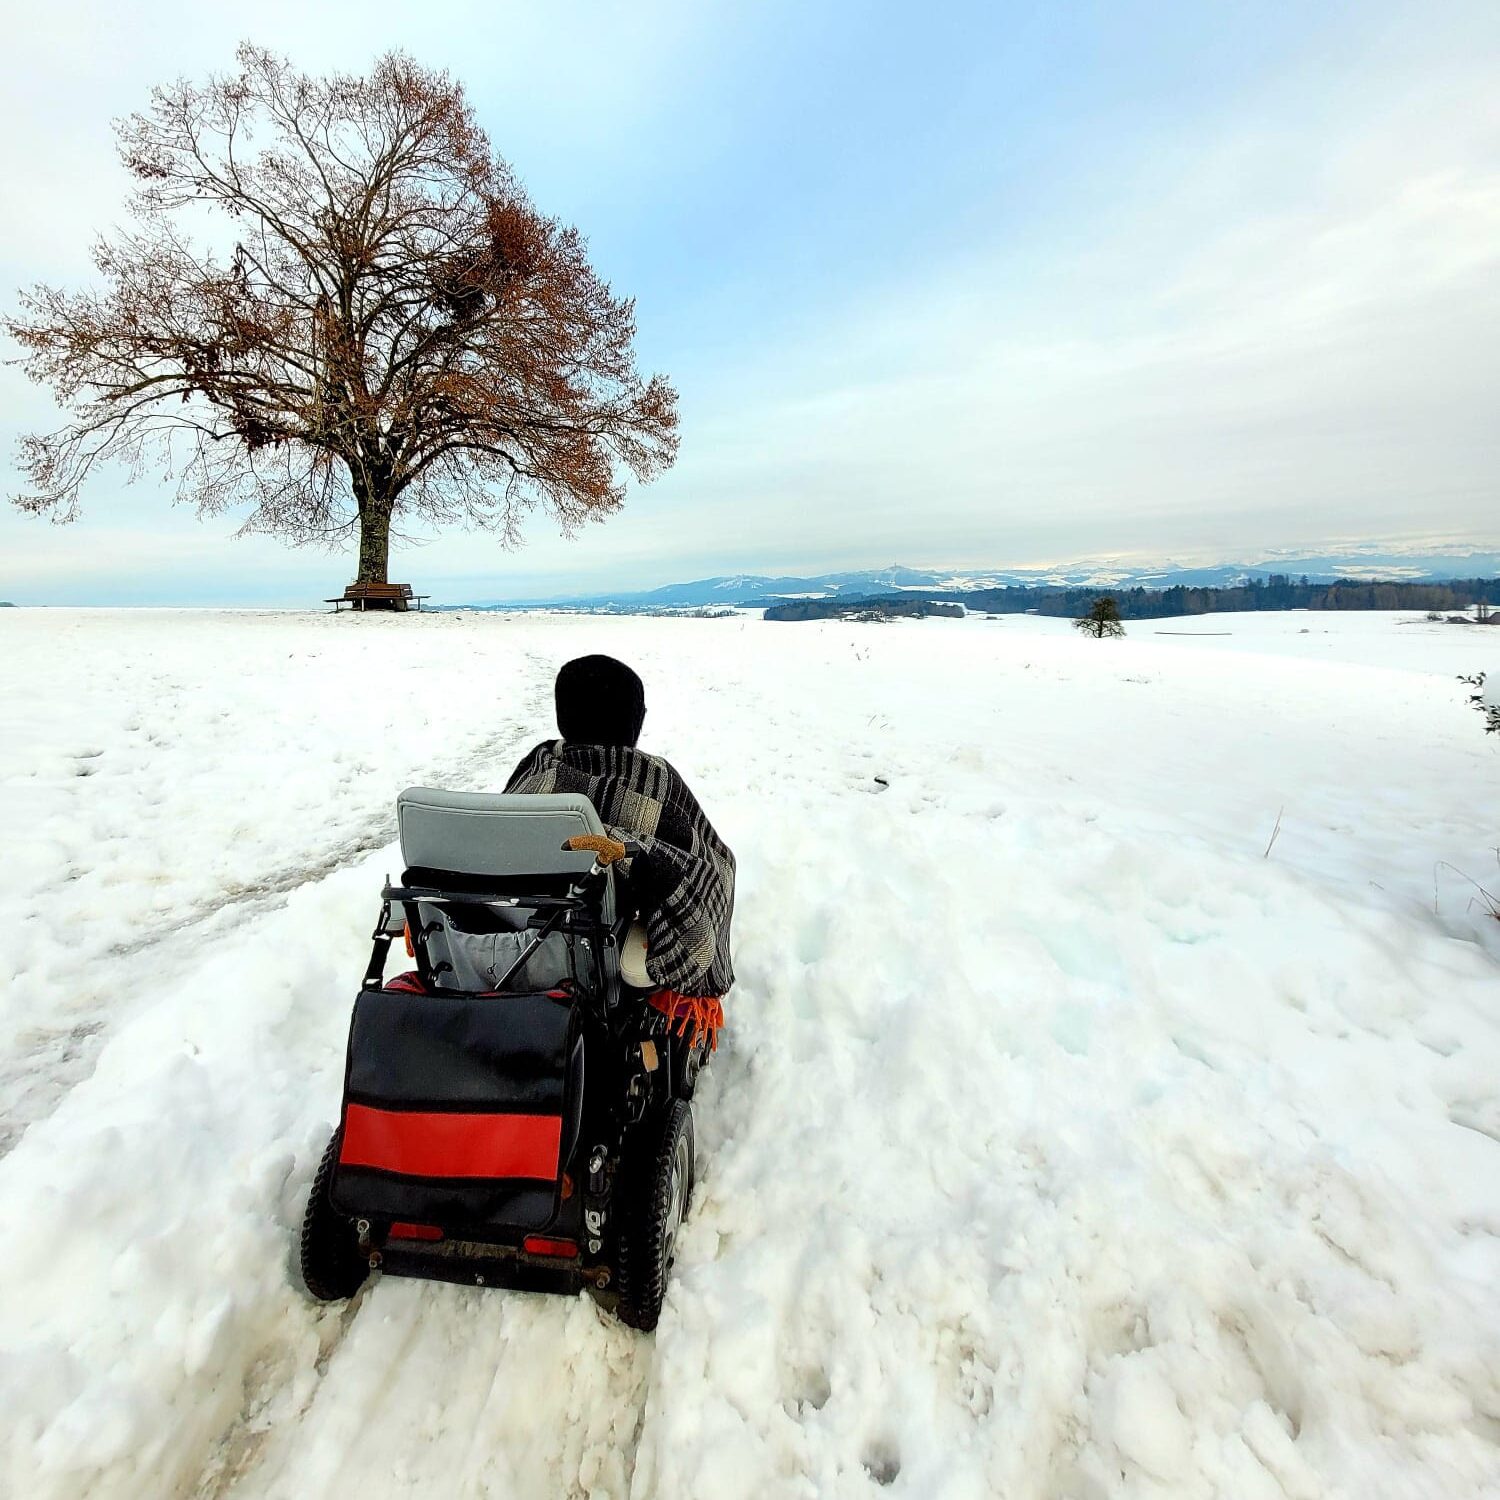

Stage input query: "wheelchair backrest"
[
  {"left": 397, "top": 787, "right": 607, "bottom": 879},
  {"left": 395, "top": 787, "right": 618, "bottom": 993}
]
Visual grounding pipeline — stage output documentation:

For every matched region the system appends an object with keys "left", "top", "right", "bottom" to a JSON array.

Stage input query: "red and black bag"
[{"left": 330, "top": 986, "right": 583, "bottom": 1233}]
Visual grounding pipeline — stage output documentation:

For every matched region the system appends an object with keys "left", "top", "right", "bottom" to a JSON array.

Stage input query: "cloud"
[{"left": 631, "top": 37, "right": 1500, "bottom": 568}]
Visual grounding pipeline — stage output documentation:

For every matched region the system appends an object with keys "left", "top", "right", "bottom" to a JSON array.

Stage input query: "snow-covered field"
[{"left": 1, "top": 606, "right": 1497, "bottom": 1499}]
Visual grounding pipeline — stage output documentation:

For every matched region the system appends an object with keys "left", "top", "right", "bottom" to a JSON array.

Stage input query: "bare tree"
[
  {"left": 1074, "top": 595, "right": 1125, "bottom": 638},
  {"left": 5, "top": 45, "right": 678, "bottom": 586}
]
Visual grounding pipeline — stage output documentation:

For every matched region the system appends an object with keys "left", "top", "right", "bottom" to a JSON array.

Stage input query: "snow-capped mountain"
[{"left": 462, "top": 547, "right": 1500, "bottom": 611}]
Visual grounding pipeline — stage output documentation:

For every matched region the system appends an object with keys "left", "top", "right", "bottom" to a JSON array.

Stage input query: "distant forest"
[
  {"left": 764, "top": 597, "right": 965, "bottom": 622},
  {"left": 763, "top": 575, "right": 1500, "bottom": 622}
]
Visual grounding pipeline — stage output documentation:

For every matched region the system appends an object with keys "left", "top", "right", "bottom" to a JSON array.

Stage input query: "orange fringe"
[{"left": 648, "top": 990, "right": 725, "bottom": 1052}]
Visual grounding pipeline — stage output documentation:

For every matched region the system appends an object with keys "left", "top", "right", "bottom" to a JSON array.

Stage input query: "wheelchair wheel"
[
  {"left": 672, "top": 1032, "right": 708, "bottom": 1100},
  {"left": 300, "top": 1131, "right": 372, "bottom": 1302},
  {"left": 616, "top": 1099, "right": 694, "bottom": 1331}
]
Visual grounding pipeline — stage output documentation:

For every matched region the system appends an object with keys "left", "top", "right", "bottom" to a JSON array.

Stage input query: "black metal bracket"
[{"left": 358, "top": 930, "right": 390, "bottom": 990}]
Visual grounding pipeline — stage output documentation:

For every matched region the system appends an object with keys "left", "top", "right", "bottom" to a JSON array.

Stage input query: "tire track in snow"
[
  {"left": 0, "top": 683, "right": 549, "bottom": 1157},
  {"left": 192, "top": 1289, "right": 372, "bottom": 1500},
  {"left": 9, "top": 625, "right": 990, "bottom": 1499},
  {"left": 210, "top": 1285, "right": 658, "bottom": 1499},
  {"left": 181, "top": 648, "right": 782, "bottom": 1500},
  {"left": 0, "top": 651, "right": 572, "bottom": 1500}
]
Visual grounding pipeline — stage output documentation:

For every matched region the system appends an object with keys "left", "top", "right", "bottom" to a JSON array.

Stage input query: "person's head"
[{"left": 554, "top": 655, "right": 646, "bottom": 747}]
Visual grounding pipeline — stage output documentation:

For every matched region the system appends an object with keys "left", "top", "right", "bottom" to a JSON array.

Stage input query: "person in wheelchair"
[
  {"left": 302, "top": 655, "right": 734, "bottom": 1328},
  {"left": 503, "top": 654, "right": 736, "bottom": 1046}
]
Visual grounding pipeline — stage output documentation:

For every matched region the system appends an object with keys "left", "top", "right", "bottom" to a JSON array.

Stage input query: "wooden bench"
[{"left": 326, "top": 582, "right": 430, "bottom": 612}]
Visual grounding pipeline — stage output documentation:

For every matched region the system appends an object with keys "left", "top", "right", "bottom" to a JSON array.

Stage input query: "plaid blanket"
[{"left": 504, "top": 741, "right": 736, "bottom": 997}]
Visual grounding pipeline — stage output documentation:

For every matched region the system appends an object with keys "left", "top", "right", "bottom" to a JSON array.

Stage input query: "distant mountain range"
[{"left": 460, "top": 547, "right": 1500, "bottom": 612}]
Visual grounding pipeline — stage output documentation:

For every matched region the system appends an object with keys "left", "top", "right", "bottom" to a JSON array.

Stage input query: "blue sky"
[{"left": 1, "top": 0, "right": 1497, "bottom": 604}]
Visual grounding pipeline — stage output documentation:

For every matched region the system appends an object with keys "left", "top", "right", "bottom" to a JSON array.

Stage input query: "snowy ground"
[{"left": 1, "top": 606, "right": 1497, "bottom": 1499}]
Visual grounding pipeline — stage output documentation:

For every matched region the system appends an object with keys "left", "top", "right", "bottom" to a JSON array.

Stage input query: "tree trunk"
[{"left": 355, "top": 493, "right": 393, "bottom": 585}]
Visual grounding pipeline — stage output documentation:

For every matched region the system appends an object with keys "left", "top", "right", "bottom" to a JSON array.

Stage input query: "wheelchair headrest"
[{"left": 396, "top": 788, "right": 607, "bottom": 879}]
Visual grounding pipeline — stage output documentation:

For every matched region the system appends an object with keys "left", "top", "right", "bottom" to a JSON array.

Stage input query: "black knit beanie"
[{"left": 554, "top": 655, "right": 646, "bottom": 747}]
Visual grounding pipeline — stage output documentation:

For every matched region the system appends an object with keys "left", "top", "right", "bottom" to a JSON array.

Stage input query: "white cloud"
[{"left": 633, "top": 40, "right": 1500, "bottom": 569}]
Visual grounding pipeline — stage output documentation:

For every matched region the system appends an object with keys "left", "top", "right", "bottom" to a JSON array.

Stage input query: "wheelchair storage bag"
[{"left": 331, "top": 987, "right": 581, "bottom": 1233}]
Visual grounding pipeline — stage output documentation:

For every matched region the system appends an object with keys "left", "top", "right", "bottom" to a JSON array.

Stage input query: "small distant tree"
[
  {"left": 1074, "top": 595, "right": 1125, "bottom": 638},
  {"left": 5, "top": 45, "right": 678, "bottom": 587}
]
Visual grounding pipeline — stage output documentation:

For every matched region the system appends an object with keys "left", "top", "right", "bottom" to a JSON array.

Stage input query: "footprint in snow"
[{"left": 862, "top": 1441, "right": 901, "bottom": 1486}]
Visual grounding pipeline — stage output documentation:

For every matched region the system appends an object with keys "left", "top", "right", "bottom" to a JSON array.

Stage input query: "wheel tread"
[
  {"left": 300, "top": 1130, "right": 370, "bottom": 1302},
  {"left": 616, "top": 1100, "right": 693, "bottom": 1330}
]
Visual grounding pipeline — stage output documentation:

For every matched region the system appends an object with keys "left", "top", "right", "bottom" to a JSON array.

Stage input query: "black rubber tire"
[
  {"left": 616, "top": 1100, "right": 694, "bottom": 1331},
  {"left": 299, "top": 1130, "right": 371, "bottom": 1302}
]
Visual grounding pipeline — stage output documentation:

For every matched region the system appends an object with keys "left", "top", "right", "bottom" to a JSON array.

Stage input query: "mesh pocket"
[
  {"left": 438, "top": 928, "right": 585, "bottom": 992},
  {"left": 417, "top": 901, "right": 591, "bottom": 992}
]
